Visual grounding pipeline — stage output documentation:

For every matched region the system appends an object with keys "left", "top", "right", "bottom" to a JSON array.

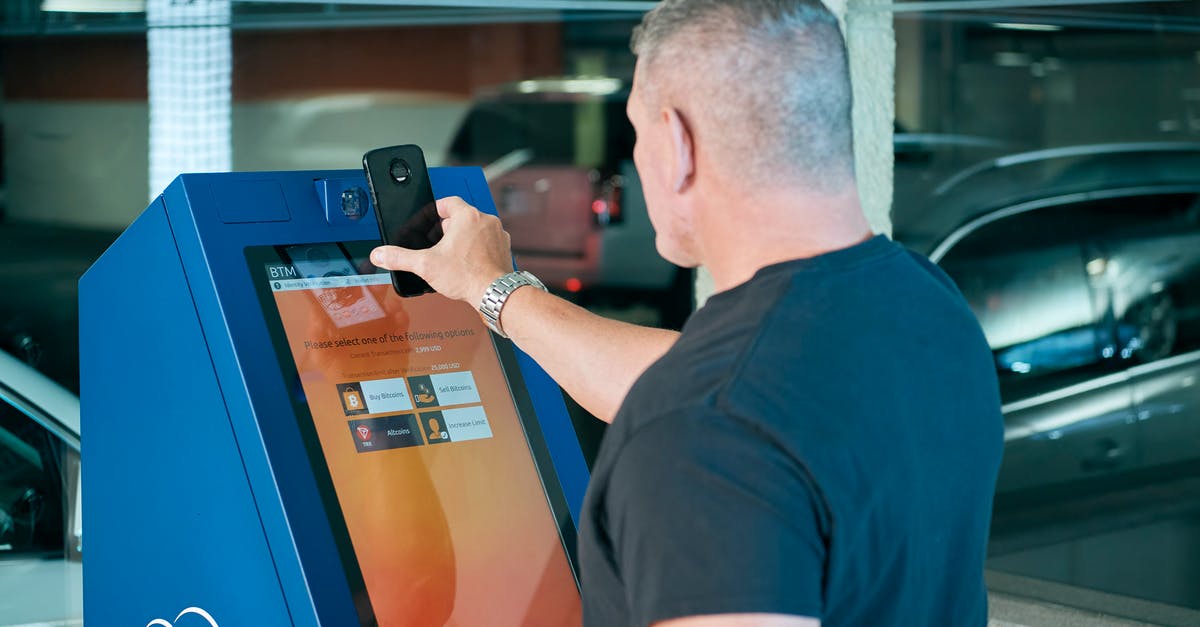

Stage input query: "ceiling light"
[
  {"left": 992, "top": 22, "right": 1063, "bottom": 32},
  {"left": 515, "top": 78, "right": 623, "bottom": 96},
  {"left": 42, "top": 0, "right": 144, "bottom": 12}
]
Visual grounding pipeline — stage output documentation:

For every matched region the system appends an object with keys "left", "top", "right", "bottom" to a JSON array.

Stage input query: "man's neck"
[{"left": 698, "top": 186, "right": 874, "bottom": 293}]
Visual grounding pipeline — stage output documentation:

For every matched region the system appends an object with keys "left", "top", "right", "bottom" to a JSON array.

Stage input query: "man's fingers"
[
  {"left": 370, "top": 245, "right": 422, "bottom": 272},
  {"left": 436, "top": 196, "right": 477, "bottom": 219}
]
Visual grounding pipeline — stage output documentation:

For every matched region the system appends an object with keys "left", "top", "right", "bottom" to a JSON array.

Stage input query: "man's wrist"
[
  {"left": 474, "top": 272, "right": 507, "bottom": 312},
  {"left": 478, "top": 270, "right": 546, "bottom": 338}
]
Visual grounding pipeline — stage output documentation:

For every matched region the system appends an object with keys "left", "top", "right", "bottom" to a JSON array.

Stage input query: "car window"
[
  {"left": 940, "top": 193, "right": 1200, "bottom": 403},
  {"left": 448, "top": 99, "right": 633, "bottom": 172},
  {"left": 1096, "top": 194, "right": 1200, "bottom": 363},
  {"left": 943, "top": 232, "right": 1101, "bottom": 402},
  {"left": 0, "top": 401, "right": 69, "bottom": 559}
]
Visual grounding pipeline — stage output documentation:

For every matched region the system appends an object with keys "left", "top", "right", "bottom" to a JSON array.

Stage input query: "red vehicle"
[{"left": 448, "top": 77, "right": 692, "bottom": 328}]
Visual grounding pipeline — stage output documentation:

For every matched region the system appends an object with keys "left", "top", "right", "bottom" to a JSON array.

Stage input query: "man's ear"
[{"left": 664, "top": 107, "right": 695, "bottom": 193}]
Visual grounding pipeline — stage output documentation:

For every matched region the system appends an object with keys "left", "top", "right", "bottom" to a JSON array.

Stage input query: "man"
[{"left": 372, "top": 1, "right": 1004, "bottom": 625}]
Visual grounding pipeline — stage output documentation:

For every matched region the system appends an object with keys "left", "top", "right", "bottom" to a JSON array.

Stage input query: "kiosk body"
[{"left": 79, "top": 168, "right": 589, "bottom": 626}]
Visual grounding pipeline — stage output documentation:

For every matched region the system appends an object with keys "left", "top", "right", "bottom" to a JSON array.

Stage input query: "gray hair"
[{"left": 631, "top": 0, "right": 855, "bottom": 193}]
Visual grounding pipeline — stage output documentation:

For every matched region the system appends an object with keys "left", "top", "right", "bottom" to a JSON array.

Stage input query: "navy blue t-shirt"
[{"left": 578, "top": 235, "right": 1004, "bottom": 626}]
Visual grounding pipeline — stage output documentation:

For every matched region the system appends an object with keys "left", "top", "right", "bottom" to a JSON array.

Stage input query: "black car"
[{"left": 896, "top": 142, "right": 1200, "bottom": 496}]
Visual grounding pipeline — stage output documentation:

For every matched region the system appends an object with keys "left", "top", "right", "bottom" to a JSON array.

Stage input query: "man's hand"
[{"left": 370, "top": 196, "right": 513, "bottom": 307}]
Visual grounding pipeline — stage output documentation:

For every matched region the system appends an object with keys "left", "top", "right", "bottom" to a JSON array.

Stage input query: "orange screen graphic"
[{"left": 272, "top": 282, "right": 580, "bottom": 626}]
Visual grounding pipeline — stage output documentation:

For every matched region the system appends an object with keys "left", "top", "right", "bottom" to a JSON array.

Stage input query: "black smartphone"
[{"left": 362, "top": 144, "right": 442, "bottom": 297}]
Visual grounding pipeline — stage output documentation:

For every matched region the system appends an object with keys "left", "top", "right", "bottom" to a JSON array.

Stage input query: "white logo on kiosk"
[{"left": 146, "top": 607, "right": 219, "bottom": 627}]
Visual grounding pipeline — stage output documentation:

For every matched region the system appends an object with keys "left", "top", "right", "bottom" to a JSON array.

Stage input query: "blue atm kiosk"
[{"left": 79, "top": 168, "right": 589, "bottom": 626}]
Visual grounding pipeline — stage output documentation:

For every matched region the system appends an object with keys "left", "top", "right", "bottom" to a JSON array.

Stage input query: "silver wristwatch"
[{"left": 478, "top": 270, "right": 546, "bottom": 338}]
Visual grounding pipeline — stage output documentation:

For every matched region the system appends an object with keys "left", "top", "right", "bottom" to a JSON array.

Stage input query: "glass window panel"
[
  {"left": 941, "top": 204, "right": 1105, "bottom": 402},
  {"left": 2, "top": 0, "right": 1198, "bottom": 621},
  {"left": 893, "top": 1, "right": 1200, "bottom": 614}
]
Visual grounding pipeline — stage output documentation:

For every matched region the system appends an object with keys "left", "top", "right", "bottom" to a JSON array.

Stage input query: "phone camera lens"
[{"left": 389, "top": 159, "right": 411, "bottom": 185}]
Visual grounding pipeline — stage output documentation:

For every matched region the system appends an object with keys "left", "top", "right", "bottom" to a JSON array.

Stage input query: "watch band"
[{"left": 478, "top": 270, "right": 546, "bottom": 338}]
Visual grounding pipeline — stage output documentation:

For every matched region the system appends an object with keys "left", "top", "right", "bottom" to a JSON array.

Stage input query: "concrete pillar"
[
  {"left": 840, "top": 0, "right": 896, "bottom": 238},
  {"left": 695, "top": 0, "right": 896, "bottom": 306},
  {"left": 147, "top": 0, "right": 232, "bottom": 200}
]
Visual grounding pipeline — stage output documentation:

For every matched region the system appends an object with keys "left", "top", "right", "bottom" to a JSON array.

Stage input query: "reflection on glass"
[
  {"left": 0, "top": 402, "right": 81, "bottom": 624},
  {"left": 285, "top": 244, "right": 386, "bottom": 328},
  {"left": 940, "top": 190, "right": 1200, "bottom": 611},
  {"left": 951, "top": 245, "right": 1095, "bottom": 368}
]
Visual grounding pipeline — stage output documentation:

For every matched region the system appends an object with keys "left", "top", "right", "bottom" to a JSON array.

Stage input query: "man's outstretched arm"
[{"left": 370, "top": 196, "right": 679, "bottom": 423}]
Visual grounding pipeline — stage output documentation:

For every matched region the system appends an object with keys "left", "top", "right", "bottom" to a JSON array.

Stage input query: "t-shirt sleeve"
[{"left": 603, "top": 408, "right": 829, "bottom": 626}]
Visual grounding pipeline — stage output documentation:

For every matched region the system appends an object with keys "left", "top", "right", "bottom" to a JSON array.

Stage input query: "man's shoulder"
[{"left": 616, "top": 236, "right": 996, "bottom": 442}]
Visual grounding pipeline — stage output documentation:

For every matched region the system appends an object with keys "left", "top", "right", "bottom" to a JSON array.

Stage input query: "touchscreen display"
[{"left": 249, "top": 242, "right": 580, "bottom": 627}]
